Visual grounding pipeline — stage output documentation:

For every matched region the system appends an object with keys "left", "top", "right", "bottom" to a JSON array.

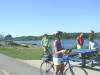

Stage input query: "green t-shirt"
[{"left": 42, "top": 37, "right": 50, "bottom": 47}]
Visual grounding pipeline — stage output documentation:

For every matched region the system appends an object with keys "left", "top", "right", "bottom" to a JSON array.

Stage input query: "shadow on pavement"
[{"left": 85, "top": 61, "right": 100, "bottom": 72}]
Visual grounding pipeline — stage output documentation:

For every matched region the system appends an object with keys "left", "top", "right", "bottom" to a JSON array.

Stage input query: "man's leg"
[
  {"left": 77, "top": 45, "right": 83, "bottom": 58},
  {"left": 43, "top": 47, "right": 47, "bottom": 54}
]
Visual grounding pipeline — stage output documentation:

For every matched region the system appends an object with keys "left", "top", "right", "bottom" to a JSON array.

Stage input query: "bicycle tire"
[
  {"left": 40, "top": 61, "right": 54, "bottom": 75},
  {"left": 64, "top": 66, "right": 88, "bottom": 75}
]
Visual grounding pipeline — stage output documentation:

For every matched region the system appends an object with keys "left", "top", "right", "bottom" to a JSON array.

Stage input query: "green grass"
[
  {"left": 0, "top": 45, "right": 100, "bottom": 60},
  {"left": 0, "top": 46, "right": 43, "bottom": 60}
]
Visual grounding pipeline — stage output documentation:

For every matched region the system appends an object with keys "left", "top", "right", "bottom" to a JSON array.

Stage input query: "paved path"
[
  {"left": 20, "top": 60, "right": 100, "bottom": 75},
  {"left": 0, "top": 54, "right": 40, "bottom": 75},
  {"left": 0, "top": 53, "right": 100, "bottom": 75}
]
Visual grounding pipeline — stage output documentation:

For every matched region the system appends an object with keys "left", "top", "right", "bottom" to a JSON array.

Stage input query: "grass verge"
[
  {"left": 0, "top": 45, "right": 100, "bottom": 60},
  {"left": 0, "top": 46, "right": 43, "bottom": 60}
]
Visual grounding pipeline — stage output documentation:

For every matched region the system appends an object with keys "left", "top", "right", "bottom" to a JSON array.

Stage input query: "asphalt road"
[
  {"left": 0, "top": 54, "right": 40, "bottom": 75},
  {"left": 1, "top": 53, "right": 100, "bottom": 75}
]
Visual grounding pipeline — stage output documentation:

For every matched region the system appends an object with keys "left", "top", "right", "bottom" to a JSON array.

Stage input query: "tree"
[
  {"left": 90, "top": 30, "right": 95, "bottom": 38},
  {"left": 0, "top": 34, "right": 4, "bottom": 40},
  {"left": 5, "top": 34, "right": 13, "bottom": 41}
]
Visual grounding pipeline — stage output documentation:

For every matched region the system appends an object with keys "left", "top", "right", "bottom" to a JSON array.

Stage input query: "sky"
[{"left": 0, "top": 0, "right": 100, "bottom": 37}]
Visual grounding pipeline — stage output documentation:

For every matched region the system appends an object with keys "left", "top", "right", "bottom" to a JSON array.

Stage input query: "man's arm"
[
  {"left": 95, "top": 42, "right": 98, "bottom": 49},
  {"left": 76, "top": 37, "right": 80, "bottom": 45},
  {"left": 49, "top": 40, "right": 51, "bottom": 47},
  {"left": 41, "top": 40, "right": 43, "bottom": 48},
  {"left": 89, "top": 42, "right": 91, "bottom": 49}
]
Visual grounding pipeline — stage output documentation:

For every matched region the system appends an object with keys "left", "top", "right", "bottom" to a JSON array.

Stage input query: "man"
[
  {"left": 76, "top": 33, "right": 84, "bottom": 49},
  {"left": 41, "top": 34, "right": 51, "bottom": 54},
  {"left": 76, "top": 33, "right": 84, "bottom": 57}
]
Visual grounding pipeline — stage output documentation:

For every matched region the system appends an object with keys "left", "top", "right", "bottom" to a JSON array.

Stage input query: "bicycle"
[
  {"left": 40, "top": 54, "right": 54, "bottom": 75},
  {"left": 40, "top": 50, "right": 88, "bottom": 75}
]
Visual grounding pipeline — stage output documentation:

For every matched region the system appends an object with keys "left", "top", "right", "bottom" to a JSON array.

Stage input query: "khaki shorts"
[
  {"left": 53, "top": 58, "right": 64, "bottom": 65},
  {"left": 77, "top": 44, "right": 83, "bottom": 49}
]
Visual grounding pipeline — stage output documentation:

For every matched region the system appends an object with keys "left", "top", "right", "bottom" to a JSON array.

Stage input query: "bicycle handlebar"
[{"left": 64, "top": 49, "right": 72, "bottom": 53}]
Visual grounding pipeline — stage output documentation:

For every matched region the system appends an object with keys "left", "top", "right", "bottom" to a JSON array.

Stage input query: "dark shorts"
[{"left": 43, "top": 46, "right": 51, "bottom": 54}]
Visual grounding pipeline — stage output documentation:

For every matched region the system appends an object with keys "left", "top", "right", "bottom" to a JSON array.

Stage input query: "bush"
[
  {"left": 72, "top": 45, "right": 89, "bottom": 49},
  {"left": 84, "top": 46, "right": 88, "bottom": 49},
  {"left": 72, "top": 45, "right": 77, "bottom": 49}
]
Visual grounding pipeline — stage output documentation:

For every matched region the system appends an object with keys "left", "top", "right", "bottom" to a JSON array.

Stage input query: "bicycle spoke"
[
  {"left": 40, "top": 62, "right": 54, "bottom": 75},
  {"left": 64, "top": 66, "right": 88, "bottom": 75}
]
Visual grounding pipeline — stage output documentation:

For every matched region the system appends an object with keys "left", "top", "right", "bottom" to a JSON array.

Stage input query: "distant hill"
[
  {"left": 13, "top": 36, "right": 42, "bottom": 41},
  {"left": 13, "top": 32, "right": 100, "bottom": 41}
]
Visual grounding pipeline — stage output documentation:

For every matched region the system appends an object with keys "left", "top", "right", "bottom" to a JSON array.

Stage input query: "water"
[{"left": 15, "top": 39, "right": 100, "bottom": 49}]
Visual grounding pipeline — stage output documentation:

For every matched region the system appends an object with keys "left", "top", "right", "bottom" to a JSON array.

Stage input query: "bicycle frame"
[
  {"left": 45, "top": 61, "right": 54, "bottom": 75},
  {"left": 41, "top": 53, "right": 85, "bottom": 75},
  {"left": 43, "top": 56, "right": 75, "bottom": 75},
  {"left": 64, "top": 57, "right": 75, "bottom": 75},
  {"left": 51, "top": 55, "right": 75, "bottom": 75}
]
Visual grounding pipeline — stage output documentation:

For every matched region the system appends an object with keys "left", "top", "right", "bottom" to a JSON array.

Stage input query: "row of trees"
[
  {"left": 14, "top": 30, "right": 100, "bottom": 41},
  {"left": 0, "top": 30, "right": 100, "bottom": 41},
  {"left": 58, "top": 30, "right": 96, "bottom": 39},
  {"left": 48, "top": 30, "right": 97, "bottom": 40}
]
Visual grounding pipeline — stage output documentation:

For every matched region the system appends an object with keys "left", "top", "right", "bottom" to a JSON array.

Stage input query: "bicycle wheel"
[
  {"left": 40, "top": 61, "right": 54, "bottom": 75},
  {"left": 64, "top": 66, "right": 88, "bottom": 75}
]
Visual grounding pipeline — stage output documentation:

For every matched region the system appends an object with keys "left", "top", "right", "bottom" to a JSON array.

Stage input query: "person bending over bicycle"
[
  {"left": 41, "top": 34, "right": 52, "bottom": 55},
  {"left": 52, "top": 32, "right": 69, "bottom": 75}
]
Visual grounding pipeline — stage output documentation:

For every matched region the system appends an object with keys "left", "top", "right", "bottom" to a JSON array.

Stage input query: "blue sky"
[{"left": 0, "top": 0, "right": 100, "bottom": 37}]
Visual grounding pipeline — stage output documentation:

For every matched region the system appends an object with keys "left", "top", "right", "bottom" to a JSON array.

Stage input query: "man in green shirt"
[{"left": 41, "top": 34, "right": 51, "bottom": 54}]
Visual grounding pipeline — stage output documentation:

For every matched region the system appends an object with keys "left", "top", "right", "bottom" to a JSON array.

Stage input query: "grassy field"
[
  {"left": 0, "top": 45, "right": 43, "bottom": 60},
  {"left": 0, "top": 45, "right": 100, "bottom": 60}
]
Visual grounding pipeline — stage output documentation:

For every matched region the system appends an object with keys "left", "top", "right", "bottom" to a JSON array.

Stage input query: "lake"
[{"left": 15, "top": 39, "right": 100, "bottom": 49}]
